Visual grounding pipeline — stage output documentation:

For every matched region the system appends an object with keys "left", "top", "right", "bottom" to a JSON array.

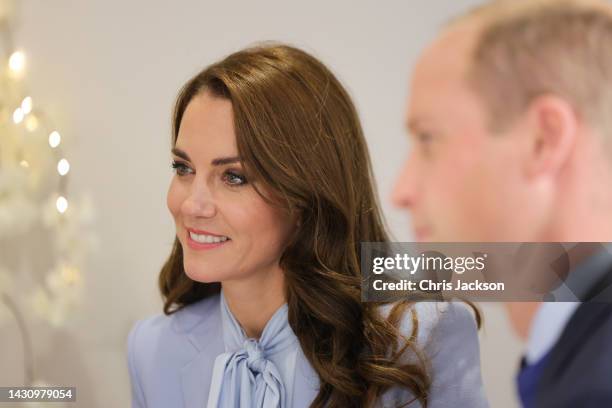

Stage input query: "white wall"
[{"left": 3, "top": 1, "right": 523, "bottom": 406}]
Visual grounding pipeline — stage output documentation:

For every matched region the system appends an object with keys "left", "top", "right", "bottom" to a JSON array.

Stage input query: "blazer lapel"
[
  {"left": 180, "top": 346, "right": 222, "bottom": 408},
  {"left": 537, "top": 263, "right": 612, "bottom": 403},
  {"left": 175, "top": 294, "right": 225, "bottom": 408}
]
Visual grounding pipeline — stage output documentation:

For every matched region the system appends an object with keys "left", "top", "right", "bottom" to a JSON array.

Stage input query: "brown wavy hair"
[{"left": 159, "top": 43, "right": 436, "bottom": 407}]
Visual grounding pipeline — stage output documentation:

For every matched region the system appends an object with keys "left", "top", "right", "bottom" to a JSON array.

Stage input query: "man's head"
[{"left": 393, "top": 0, "right": 612, "bottom": 242}]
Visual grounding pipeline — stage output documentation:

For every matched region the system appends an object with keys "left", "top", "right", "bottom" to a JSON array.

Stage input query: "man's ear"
[{"left": 523, "top": 95, "right": 579, "bottom": 179}]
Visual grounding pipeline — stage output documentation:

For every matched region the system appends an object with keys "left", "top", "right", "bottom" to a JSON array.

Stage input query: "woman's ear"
[{"left": 287, "top": 205, "right": 302, "bottom": 228}]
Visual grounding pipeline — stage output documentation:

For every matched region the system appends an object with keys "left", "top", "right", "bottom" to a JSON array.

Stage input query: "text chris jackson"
[
  {"left": 372, "top": 279, "right": 505, "bottom": 292},
  {"left": 369, "top": 254, "right": 506, "bottom": 292}
]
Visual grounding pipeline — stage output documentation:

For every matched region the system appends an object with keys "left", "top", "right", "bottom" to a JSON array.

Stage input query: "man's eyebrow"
[
  {"left": 406, "top": 117, "right": 421, "bottom": 133},
  {"left": 171, "top": 147, "right": 241, "bottom": 166},
  {"left": 407, "top": 116, "right": 436, "bottom": 136}
]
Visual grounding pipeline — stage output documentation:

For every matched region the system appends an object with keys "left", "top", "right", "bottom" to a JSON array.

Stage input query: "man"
[{"left": 392, "top": 0, "right": 612, "bottom": 406}]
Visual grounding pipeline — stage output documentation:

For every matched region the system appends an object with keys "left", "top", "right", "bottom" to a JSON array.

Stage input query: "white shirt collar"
[
  {"left": 525, "top": 301, "right": 579, "bottom": 365},
  {"left": 525, "top": 244, "right": 612, "bottom": 365}
]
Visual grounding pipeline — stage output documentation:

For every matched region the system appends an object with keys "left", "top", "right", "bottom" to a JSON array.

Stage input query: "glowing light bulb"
[
  {"left": 8, "top": 51, "right": 25, "bottom": 72},
  {"left": 56, "top": 196, "right": 68, "bottom": 213},
  {"left": 21, "top": 96, "right": 32, "bottom": 114},
  {"left": 25, "top": 115, "right": 39, "bottom": 132},
  {"left": 57, "top": 158, "right": 70, "bottom": 176},
  {"left": 49, "top": 131, "right": 61, "bottom": 148},
  {"left": 61, "top": 265, "right": 80, "bottom": 285},
  {"left": 20, "top": 160, "right": 29, "bottom": 168},
  {"left": 13, "top": 107, "right": 24, "bottom": 124}
]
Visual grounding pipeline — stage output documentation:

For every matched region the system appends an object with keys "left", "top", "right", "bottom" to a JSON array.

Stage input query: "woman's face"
[{"left": 167, "top": 91, "right": 296, "bottom": 284}]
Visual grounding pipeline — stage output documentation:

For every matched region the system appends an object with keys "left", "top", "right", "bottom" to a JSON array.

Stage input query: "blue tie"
[
  {"left": 206, "top": 290, "right": 298, "bottom": 408},
  {"left": 516, "top": 351, "right": 551, "bottom": 408}
]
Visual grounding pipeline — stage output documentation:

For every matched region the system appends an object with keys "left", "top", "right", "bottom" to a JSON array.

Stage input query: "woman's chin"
[{"left": 183, "top": 267, "right": 224, "bottom": 284}]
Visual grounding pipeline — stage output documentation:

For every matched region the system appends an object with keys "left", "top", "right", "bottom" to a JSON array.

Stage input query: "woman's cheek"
[{"left": 166, "top": 180, "right": 183, "bottom": 219}]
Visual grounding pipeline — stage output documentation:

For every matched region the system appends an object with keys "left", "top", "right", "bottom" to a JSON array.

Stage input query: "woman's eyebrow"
[
  {"left": 211, "top": 156, "right": 241, "bottom": 166},
  {"left": 171, "top": 147, "right": 241, "bottom": 166},
  {"left": 171, "top": 147, "right": 190, "bottom": 161}
]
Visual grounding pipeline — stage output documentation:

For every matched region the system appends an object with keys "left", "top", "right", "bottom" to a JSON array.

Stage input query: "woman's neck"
[{"left": 221, "top": 266, "right": 286, "bottom": 339}]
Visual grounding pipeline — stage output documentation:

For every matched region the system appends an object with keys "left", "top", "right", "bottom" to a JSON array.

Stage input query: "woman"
[{"left": 127, "top": 43, "right": 488, "bottom": 408}]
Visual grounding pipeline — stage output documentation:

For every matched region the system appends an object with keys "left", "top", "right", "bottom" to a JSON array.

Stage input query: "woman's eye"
[
  {"left": 223, "top": 170, "right": 248, "bottom": 186},
  {"left": 171, "top": 160, "right": 193, "bottom": 176}
]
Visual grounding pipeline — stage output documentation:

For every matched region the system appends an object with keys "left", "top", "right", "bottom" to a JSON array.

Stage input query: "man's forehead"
[
  {"left": 406, "top": 23, "right": 481, "bottom": 121},
  {"left": 417, "top": 22, "right": 479, "bottom": 80}
]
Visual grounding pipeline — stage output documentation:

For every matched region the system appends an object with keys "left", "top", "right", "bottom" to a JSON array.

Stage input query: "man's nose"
[{"left": 391, "top": 154, "right": 418, "bottom": 209}]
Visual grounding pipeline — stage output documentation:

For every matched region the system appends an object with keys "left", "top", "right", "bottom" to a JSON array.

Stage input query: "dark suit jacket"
[{"left": 534, "top": 261, "right": 612, "bottom": 407}]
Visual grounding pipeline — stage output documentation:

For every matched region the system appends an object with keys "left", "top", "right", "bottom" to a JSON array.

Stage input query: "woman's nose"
[{"left": 182, "top": 183, "right": 217, "bottom": 218}]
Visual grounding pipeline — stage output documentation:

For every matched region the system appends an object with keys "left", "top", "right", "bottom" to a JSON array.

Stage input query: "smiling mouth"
[
  {"left": 185, "top": 228, "right": 231, "bottom": 250},
  {"left": 186, "top": 233, "right": 231, "bottom": 251},
  {"left": 188, "top": 230, "right": 229, "bottom": 244}
]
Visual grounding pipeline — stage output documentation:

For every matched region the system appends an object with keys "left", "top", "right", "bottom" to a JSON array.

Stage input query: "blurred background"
[{"left": 0, "top": 0, "right": 523, "bottom": 406}]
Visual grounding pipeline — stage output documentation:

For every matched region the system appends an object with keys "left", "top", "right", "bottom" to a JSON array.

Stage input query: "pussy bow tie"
[{"left": 206, "top": 291, "right": 297, "bottom": 408}]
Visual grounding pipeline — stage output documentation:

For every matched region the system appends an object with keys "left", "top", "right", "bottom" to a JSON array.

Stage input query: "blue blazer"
[{"left": 127, "top": 294, "right": 489, "bottom": 408}]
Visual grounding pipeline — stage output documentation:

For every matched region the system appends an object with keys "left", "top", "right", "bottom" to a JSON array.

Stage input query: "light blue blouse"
[
  {"left": 127, "top": 290, "right": 490, "bottom": 408},
  {"left": 206, "top": 289, "right": 299, "bottom": 407}
]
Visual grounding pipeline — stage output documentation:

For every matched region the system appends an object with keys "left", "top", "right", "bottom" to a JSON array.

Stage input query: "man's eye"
[
  {"left": 223, "top": 170, "right": 248, "bottom": 186},
  {"left": 414, "top": 132, "right": 436, "bottom": 157},
  {"left": 417, "top": 132, "right": 433, "bottom": 143},
  {"left": 171, "top": 160, "right": 193, "bottom": 176}
]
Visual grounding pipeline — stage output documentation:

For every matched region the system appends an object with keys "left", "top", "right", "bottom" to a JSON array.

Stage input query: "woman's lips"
[
  {"left": 186, "top": 227, "right": 227, "bottom": 237},
  {"left": 186, "top": 231, "right": 230, "bottom": 250},
  {"left": 185, "top": 227, "right": 231, "bottom": 251}
]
